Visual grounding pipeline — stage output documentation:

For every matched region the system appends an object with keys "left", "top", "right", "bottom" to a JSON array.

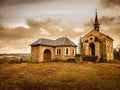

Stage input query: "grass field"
[{"left": 0, "top": 61, "right": 120, "bottom": 90}]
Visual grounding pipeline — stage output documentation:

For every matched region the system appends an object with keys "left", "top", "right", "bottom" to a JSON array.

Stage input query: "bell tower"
[{"left": 94, "top": 9, "right": 100, "bottom": 31}]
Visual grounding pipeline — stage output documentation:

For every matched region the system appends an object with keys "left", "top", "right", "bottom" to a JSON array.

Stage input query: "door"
[
  {"left": 89, "top": 43, "right": 95, "bottom": 56},
  {"left": 44, "top": 49, "right": 51, "bottom": 60}
]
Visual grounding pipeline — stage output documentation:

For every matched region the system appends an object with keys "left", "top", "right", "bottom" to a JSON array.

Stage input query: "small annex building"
[
  {"left": 82, "top": 11, "right": 114, "bottom": 61},
  {"left": 30, "top": 37, "right": 77, "bottom": 62}
]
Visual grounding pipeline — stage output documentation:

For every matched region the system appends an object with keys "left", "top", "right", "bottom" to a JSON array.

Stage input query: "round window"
[{"left": 90, "top": 37, "right": 93, "bottom": 40}]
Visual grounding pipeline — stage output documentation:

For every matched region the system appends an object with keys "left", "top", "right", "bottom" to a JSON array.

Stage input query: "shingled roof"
[
  {"left": 55, "top": 37, "right": 77, "bottom": 46},
  {"left": 30, "top": 37, "right": 77, "bottom": 47}
]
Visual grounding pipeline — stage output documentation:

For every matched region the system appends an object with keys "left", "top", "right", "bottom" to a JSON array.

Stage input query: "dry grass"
[{"left": 0, "top": 62, "right": 120, "bottom": 90}]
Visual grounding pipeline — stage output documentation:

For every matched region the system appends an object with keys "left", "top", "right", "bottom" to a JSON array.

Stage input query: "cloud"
[
  {"left": 100, "top": 0, "right": 120, "bottom": 8},
  {"left": 0, "top": 18, "right": 85, "bottom": 53},
  {"left": 0, "top": 16, "right": 120, "bottom": 53},
  {"left": 0, "top": 15, "right": 4, "bottom": 23},
  {"left": 99, "top": 16, "right": 116, "bottom": 25},
  {"left": 84, "top": 16, "right": 119, "bottom": 26},
  {"left": 26, "top": 19, "right": 42, "bottom": 28},
  {"left": 0, "top": 0, "right": 54, "bottom": 6}
]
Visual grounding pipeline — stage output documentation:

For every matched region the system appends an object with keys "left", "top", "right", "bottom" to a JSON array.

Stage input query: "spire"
[
  {"left": 94, "top": 9, "right": 100, "bottom": 31},
  {"left": 95, "top": 9, "right": 98, "bottom": 23}
]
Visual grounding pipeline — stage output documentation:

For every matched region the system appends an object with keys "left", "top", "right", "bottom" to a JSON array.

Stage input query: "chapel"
[
  {"left": 82, "top": 10, "right": 114, "bottom": 61},
  {"left": 30, "top": 37, "right": 77, "bottom": 62}
]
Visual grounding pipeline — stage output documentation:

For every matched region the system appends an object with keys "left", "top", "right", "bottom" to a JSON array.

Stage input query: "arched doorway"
[
  {"left": 44, "top": 49, "right": 51, "bottom": 60},
  {"left": 89, "top": 43, "right": 95, "bottom": 56}
]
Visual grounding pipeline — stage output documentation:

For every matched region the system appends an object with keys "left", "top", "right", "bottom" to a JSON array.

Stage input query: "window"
[
  {"left": 56, "top": 48, "right": 61, "bottom": 55},
  {"left": 107, "top": 46, "right": 109, "bottom": 52},
  {"left": 57, "top": 49, "right": 59, "bottom": 55},
  {"left": 73, "top": 48, "right": 76, "bottom": 55},
  {"left": 65, "top": 48, "right": 69, "bottom": 55},
  {"left": 58, "top": 49, "right": 61, "bottom": 55},
  {"left": 90, "top": 37, "right": 93, "bottom": 40}
]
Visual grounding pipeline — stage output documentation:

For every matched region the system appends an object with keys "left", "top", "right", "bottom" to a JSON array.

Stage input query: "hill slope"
[{"left": 0, "top": 62, "right": 120, "bottom": 90}]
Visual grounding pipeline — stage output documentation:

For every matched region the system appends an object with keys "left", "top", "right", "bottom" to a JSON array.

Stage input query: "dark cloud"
[
  {"left": 99, "top": 16, "right": 116, "bottom": 24},
  {"left": 84, "top": 16, "right": 119, "bottom": 26},
  {"left": 100, "top": 0, "right": 120, "bottom": 8},
  {"left": 0, "top": 15, "right": 4, "bottom": 23},
  {"left": 26, "top": 19, "right": 42, "bottom": 28},
  {"left": 0, "top": 0, "right": 54, "bottom": 6},
  {"left": 26, "top": 18, "right": 61, "bottom": 29}
]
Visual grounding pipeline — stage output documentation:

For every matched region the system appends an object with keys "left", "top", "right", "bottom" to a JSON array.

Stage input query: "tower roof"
[
  {"left": 94, "top": 10, "right": 99, "bottom": 24},
  {"left": 94, "top": 9, "right": 100, "bottom": 31}
]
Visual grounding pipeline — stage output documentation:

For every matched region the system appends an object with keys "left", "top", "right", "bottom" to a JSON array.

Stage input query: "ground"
[{"left": 0, "top": 61, "right": 120, "bottom": 90}]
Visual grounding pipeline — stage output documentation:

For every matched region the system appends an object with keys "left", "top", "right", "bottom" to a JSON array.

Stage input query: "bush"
[
  {"left": 8, "top": 59, "right": 29, "bottom": 64},
  {"left": 67, "top": 58, "right": 76, "bottom": 63},
  {"left": 0, "top": 59, "right": 9, "bottom": 64},
  {"left": 8, "top": 60, "right": 21, "bottom": 64}
]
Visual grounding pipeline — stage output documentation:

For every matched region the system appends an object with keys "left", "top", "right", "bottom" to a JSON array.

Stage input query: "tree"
[
  {"left": 115, "top": 44, "right": 120, "bottom": 60},
  {"left": 77, "top": 36, "right": 83, "bottom": 62},
  {"left": 78, "top": 37, "right": 83, "bottom": 54}
]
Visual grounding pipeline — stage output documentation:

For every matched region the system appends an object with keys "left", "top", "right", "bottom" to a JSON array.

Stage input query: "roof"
[
  {"left": 30, "top": 38, "right": 54, "bottom": 46},
  {"left": 99, "top": 32, "right": 114, "bottom": 41},
  {"left": 55, "top": 37, "right": 77, "bottom": 46},
  {"left": 30, "top": 37, "right": 77, "bottom": 47}
]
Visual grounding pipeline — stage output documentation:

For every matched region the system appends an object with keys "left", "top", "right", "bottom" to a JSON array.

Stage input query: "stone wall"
[
  {"left": 31, "top": 45, "right": 77, "bottom": 62},
  {"left": 100, "top": 38, "right": 107, "bottom": 60},
  {"left": 55, "top": 46, "right": 76, "bottom": 60},
  {"left": 31, "top": 46, "right": 40, "bottom": 62},
  {"left": 105, "top": 38, "right": 114, "bottom": 60}
]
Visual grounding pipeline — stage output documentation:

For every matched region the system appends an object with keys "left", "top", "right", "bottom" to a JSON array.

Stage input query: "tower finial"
[{"left": 94, "top": 8, "right": 100, "bottom": 31}]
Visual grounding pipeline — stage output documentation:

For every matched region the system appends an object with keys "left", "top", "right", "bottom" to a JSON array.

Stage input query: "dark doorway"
[
  {"left": 44, "top": 49, "right": 51, "bottom": 60},
  {"left": 89, "top": 43, "right": 95, "bottom": 56}
]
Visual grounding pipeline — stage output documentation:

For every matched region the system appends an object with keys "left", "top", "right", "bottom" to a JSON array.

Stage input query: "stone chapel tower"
[{"left": 82, "top": 10, "right": 114, "bottom": 62}]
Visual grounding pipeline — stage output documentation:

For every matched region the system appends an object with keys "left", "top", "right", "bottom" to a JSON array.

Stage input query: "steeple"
[{"left": 94, "top": 9, "right": 100, "bottom": 31}]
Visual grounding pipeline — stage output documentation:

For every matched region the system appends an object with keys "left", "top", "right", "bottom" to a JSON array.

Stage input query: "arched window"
[
  {"left": 73, "top": 48, "right": 76, "bottom": 55},
  {"left": 65, "top": 48, "right": 69, "bottom": 55},
  {"left": 57, "top": 48, "right": 59, "bottom": 55},
  {"left": 56, "top": 48, "right": 61, "bottom": 55},
  {"left": 59, "top": 49, "right": 61, "bottom": 55}
]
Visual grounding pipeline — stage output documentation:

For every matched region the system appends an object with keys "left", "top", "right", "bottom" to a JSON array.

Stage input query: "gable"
[
  {"left": 83, "top": 29, "right": 113, "bottom": 41},
  {"left": 83, "top": 30, "right": 100, "bottom": 40}
]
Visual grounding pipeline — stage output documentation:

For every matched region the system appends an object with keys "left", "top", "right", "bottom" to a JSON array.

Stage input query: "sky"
[{"left": 0, "top": 0, "right": 120, "bottom": 53}]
